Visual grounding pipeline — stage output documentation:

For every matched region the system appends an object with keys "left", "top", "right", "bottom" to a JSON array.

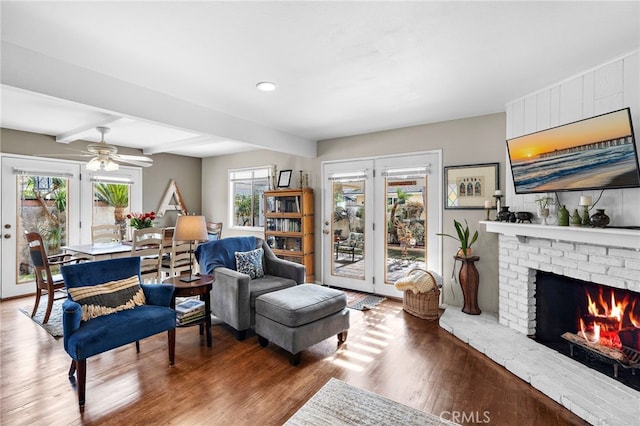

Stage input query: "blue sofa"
[{"left": 61, "top": 256, "right": 176, "bottom": 409}]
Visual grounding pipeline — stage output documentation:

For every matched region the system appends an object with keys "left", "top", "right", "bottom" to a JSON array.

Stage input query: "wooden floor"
[{"left": 0, "top": 295, "right": 588, "bottom": 426}]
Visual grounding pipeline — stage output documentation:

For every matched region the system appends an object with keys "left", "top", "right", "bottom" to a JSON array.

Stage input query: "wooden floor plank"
[{"left": 0, "top": 295, "right": 588, "bottom": 425}]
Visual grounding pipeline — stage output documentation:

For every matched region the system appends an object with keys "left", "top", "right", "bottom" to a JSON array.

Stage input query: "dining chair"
[
  {"left": 130, "top": 228, "right": 163, "bottom": 282},
  {"left": 160, "top": 239, "right": 194, "bottom": 278},
  {"left": 206, "top": 222, "right": 222, "bottom": 241},
  {"left": 25, "top": 232, "right": 85, "bottom": 324},
  {"left": 91, "top": 224, "right": 121, "bottom": 244}
]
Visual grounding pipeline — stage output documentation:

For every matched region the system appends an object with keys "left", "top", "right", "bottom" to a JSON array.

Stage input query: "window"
[{"left": 229, "top": 167, "right": 271, "bottom": 229}]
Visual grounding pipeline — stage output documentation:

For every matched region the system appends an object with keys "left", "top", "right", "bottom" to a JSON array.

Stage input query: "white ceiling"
[{"left": 1, "top": 1, "right": 639, "bottom": 159}]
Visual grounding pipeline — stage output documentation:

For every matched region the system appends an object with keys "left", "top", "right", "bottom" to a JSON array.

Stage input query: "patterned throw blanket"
[{"left": 194, "top": 236, "right": 256, "bottom": 274}]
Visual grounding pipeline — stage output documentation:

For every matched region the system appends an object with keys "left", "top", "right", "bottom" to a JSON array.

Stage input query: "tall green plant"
[{"left": 437, "top": 219, "right": 479, "bottom": 254}]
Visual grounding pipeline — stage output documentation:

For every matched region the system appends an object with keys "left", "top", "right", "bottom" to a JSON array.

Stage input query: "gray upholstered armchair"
[{"left": 195, "top": 236, "right": 305, "bottom": 340}]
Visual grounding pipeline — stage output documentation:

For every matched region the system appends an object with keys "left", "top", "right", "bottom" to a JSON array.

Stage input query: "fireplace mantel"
[{"left": 481, "top": 221, "right": 640, "bottom": 250}]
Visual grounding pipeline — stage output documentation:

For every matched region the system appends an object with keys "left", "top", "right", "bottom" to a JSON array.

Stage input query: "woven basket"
[{"left": 402, "top": 269, "right": 441, "bottom": 320}]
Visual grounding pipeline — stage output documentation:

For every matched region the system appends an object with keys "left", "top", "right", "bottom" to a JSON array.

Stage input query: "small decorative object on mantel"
[
  {"left": 484, "top": 200, "right": 492, "bottom": 220},
  {"left": 497, "top": 206, "right": 511, "bottom": 222},
  {"left": 590, "top": 209, "right": 610, "bottom": 228},
  {"left": 570, "top": 209, "right": 582, "bottom": 227},
  {"left": 515, "top": 211, "right": 533, "bottom": 223},
  {"left": 557, "top": 205, "right": 570, "bottom": 226},
  {"left": 493, "top": 190, "right": 503, "bottom": 216},
  {"left": 579, "top": 196, "right": 593, "bottom": 226}
]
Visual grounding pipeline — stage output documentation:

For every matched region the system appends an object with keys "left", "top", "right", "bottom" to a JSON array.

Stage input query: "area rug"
[
  {"left": 348, "top": 294, "right": 386, "bottom": 311},
  {"left": 18, "top": 298, "right": 64, "bottom": 338},
  {"left": 285, "top": 378, "right": 458, "bottom": 425}
]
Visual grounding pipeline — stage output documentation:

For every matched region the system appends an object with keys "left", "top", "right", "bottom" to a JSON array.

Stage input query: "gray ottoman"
[{"left": 255, "top": 284, "right": 350, "bottom": 365}]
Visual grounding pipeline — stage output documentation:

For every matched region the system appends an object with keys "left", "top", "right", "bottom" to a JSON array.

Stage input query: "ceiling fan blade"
[
  {"left": 116, "top": 154, "right": 153, "bottom": 162},
  {"left": 115, "top": 158, "right": 153, "bottom": 167}
]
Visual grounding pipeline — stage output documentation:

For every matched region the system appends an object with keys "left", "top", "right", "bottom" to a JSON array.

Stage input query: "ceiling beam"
[
  {"left": 142, "top": 135, "right": 221, "bottom": 155},
  {"left": 55, "top": 115, "right": 122, "bottom": 143},
  {"left": 2, "top": 42, "right": 317, "bottom": 157}
]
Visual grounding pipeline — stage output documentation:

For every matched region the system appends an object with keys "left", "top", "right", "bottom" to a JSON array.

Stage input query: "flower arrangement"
[{"left": 127, "top": 211, "right": 156, "bottom": 229}]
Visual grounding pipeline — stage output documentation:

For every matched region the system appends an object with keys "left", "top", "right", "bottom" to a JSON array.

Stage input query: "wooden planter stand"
[{"left": 454, "top": 255, "right": 481, "bottom": 315}]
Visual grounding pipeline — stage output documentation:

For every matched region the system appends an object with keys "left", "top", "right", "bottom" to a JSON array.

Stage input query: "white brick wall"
[{"left": 498, "top": 234, "right": 640, "bottom": 335}]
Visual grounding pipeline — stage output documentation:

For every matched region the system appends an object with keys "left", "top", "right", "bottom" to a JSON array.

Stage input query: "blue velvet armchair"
[{"left": 61, "top": 256, "right": 176, "bottom": 409}]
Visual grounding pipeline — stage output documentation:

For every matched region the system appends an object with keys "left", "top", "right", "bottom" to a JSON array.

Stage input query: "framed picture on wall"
[
  {"left": 277, "top": 169, "right": 292, "bottom": 188},
  {"left": 444, "top": 162, "right": 499, "bottom": 209}
]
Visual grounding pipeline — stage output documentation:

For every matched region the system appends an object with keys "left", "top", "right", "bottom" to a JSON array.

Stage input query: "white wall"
[{"left": 505, "top": 50, "right": 640, "bottom": 226}]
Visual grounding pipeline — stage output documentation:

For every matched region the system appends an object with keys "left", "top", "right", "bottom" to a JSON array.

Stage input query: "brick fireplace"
[{"left": 440, "top": 222, "right": 640, "bottom": 425}]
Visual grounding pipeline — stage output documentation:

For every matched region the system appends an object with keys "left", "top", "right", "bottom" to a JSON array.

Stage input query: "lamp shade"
[
  {"left": 579, "top": 196, "right": 593, "bottom": 206},
  {"left": 173, "top": 215, "right": 208, "bottom": 242}
]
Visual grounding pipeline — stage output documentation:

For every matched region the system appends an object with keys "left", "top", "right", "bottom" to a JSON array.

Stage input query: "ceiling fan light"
[
  {"left": 86, "top": 158, "right": 101, "bottom": 171},
  {"left": 103, "top": 159, "right": 119, "bottom": 171}
]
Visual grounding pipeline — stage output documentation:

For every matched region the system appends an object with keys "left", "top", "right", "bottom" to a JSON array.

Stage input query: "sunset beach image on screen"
[{"left": 506, "top": 108, "right": 640, "bottom": 194}]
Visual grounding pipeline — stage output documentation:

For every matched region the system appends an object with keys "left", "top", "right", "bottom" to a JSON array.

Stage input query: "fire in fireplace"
[{"left": 535, "top": 271, "right": 640, "bottom": 390}]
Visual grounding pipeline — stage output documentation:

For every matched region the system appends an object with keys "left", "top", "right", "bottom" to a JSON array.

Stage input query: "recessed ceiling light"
[{"left": 256, "top": 81, "right": 277, "bottom": 92}]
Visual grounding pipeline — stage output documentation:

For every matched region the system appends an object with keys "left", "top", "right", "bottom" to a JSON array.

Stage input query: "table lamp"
[
  {"left": 579, "top": 196, "right": 592, "bottom": 226},
  {"left": 173, "top": 215, "right": 208, "bottom": 282}
]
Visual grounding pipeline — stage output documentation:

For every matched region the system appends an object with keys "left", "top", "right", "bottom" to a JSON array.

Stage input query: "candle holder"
[{"left": 492, "top": 195, "right": 503, "bottom": 219}]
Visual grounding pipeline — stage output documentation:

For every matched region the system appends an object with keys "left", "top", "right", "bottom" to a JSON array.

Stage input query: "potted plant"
[{"left": 437, "top": 219, "right": 479, "bottom": 257}]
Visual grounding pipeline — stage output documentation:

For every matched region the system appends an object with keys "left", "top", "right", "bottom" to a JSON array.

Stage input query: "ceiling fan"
[{"left": 83, "top": 126, "right": 153, "bottom": 171}]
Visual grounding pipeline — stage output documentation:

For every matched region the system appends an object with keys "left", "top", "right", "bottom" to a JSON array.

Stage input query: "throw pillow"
[
  {"left": 235, "top": 248, "right": 265, "bottom": 279},
  {"left": 68, "top": 275, "right": 146, "bottom": 322}
]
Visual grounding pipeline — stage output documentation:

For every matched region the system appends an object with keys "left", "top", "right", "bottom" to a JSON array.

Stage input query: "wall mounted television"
[{"left": 507, "top": 108, "right": 640, "bottom": 194}]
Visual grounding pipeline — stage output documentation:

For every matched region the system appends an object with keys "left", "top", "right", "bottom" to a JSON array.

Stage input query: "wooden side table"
[
  {"left": 454, "top": 255, "right": 481, "bottom": 315},
  {"left": 164, "top": 274, "right": 214, "bottom": 347}
]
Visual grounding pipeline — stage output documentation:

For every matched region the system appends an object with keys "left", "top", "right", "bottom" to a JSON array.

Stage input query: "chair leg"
[
  {"left": 31, "top": 288, "right": 42, "bottom": 318},
  {"left": 135, "top": 341, "right": 140, "bottom": 352},
  {"left": 68, "top": 360, "right": 76, "bottom": 377},
  {"left": 77, "top": 359, "right": 86, "bottom": 409},
  {"left": 168, "top": 329, "right": 175, "bottom": 366},
  {"left": 42, "top": 289, "right": 55, "bottom": 324}
]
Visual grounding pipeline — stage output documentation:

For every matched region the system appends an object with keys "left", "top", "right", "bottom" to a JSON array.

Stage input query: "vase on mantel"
[{"left": 590, "top": 209, "right": 610, "bottom": 228}]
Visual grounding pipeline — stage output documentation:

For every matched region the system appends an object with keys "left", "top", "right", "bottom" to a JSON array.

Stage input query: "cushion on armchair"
[
  {"left": 67, "top": 275, "right": 146, "bottom": 321},
  {"left": 235, "top": 248, "right": 265, "bottom": 279}
]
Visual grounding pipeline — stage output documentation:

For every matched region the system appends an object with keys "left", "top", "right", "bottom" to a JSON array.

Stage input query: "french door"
[
  {"left": 322, "top": 152, "right": 441, "bottom": 297},
  {"left": 1, "top": 155, "right": 142, "bottom": 299},
  {"left": 1, "top": 156, "right": 81, "bottom": 299}
]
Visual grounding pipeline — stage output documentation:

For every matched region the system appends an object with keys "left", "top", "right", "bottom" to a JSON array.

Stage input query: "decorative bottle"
[{"left": 557, "top": 205, "right": 569, "bottom": 226}]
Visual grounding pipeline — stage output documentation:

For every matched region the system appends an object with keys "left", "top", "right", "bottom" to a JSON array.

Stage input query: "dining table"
[{"left": 61, "top": 242, "right": 135, "bottom": 261}]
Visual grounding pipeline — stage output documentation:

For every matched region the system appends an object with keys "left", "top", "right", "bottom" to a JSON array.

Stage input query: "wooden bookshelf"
[{"left": 264, "top": 188, "right": 314, "bottom": 282}]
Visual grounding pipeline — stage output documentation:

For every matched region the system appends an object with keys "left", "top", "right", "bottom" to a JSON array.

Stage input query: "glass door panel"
[
  {"left": 93, "top": 182, "right": 131, "bottom": 241},
  {"left": 384, "top": 175, "right": 427, "bottom": 284},
  {"left": 331, "top": 177, "right": 365, "bottom": 280},
  {"left": 16, "top": 174, "right": 70, "bottom": 284}
]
